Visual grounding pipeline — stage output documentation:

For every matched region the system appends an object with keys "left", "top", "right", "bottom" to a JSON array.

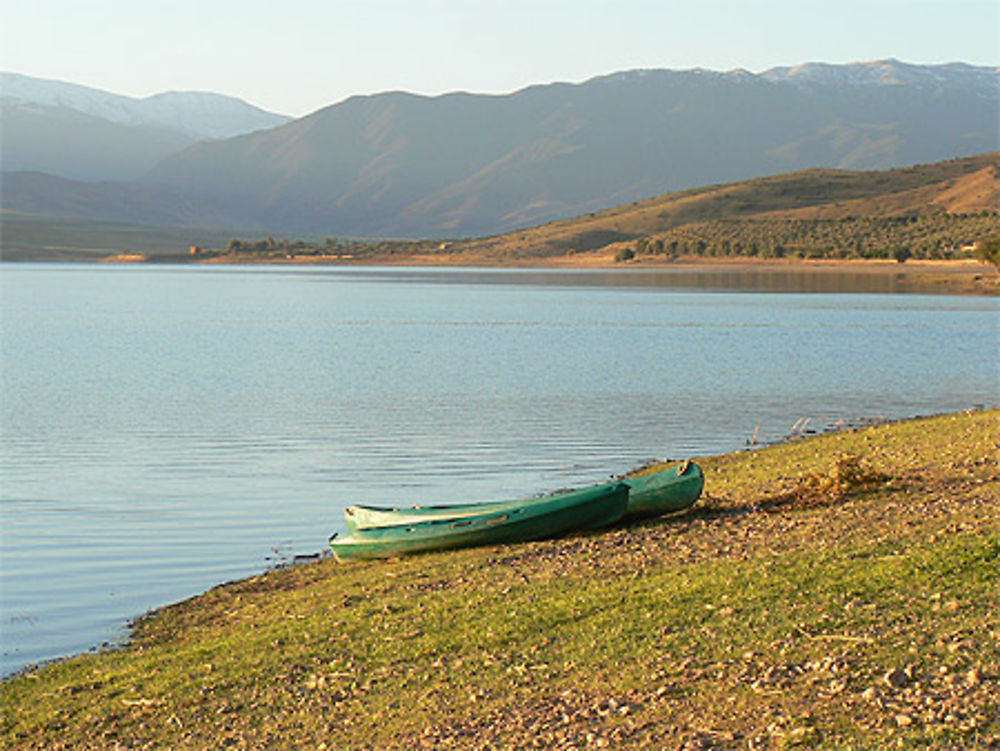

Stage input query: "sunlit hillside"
[{"left": 454, "top": 153, "right": 998, "bottom": 261}]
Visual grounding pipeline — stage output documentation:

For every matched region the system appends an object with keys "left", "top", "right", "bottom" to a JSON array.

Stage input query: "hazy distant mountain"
[
  {"left": 0, "top": 103, "right": 195, "bottom": 182},
  {"left": 139, "top": 60, "right": 999, "bottom": 236},
  {"left": 3, "top": 60, "right": 997, "bottom": 235},
  {"left": 0, "top": 73, "right": 291, "bottom": 180},
  {"left": 1, "top": 171, "right": 248, "bottom": 227},
  {"left": 0, "top": 73, "right": 291, "bottom": 140}
]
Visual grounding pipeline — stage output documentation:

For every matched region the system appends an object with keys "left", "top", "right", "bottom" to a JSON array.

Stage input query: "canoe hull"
[
  {"left": 345, "top": 496, "right": 536, "bottom": 532},
  {"left": 344, "top": 460, "right": 706, "bottom": 532},
  {"left": 623, "top": 461, "right": 704, "bottom": 520},
  {"left": 330, "top": 481, "right": 629, "bottom": 561}
]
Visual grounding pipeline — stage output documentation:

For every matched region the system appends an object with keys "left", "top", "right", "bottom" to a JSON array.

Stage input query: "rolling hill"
[
  {"left": 434, "top": 152, "right": 997, "bottom": 266},
  {"left": 453, "top": 153, "right": 999, "bottom": 258}
]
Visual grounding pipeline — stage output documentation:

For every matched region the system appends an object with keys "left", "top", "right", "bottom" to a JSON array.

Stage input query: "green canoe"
[
  {"left": 622, "top": 460, "right": 704, "bottom": 520},
  {"left": 344, "top": 461, "right": 704, "bottom": 532},
  {"left": 329, "top": 481, "right": 629, "bottom": 561},
  {"left": 345, "top": 495, "right": 553, "bottom": 532}
]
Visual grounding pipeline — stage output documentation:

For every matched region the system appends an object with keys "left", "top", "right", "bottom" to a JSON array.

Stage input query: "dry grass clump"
[{"left": 762, "top": 452, "right": 891, "bottom": 512}]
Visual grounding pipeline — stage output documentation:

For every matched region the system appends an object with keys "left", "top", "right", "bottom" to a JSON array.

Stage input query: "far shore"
[{"left": 93, "top": 251, "right": 1000, "bottom": 294}]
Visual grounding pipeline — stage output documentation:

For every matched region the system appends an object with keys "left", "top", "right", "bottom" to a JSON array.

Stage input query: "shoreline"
[
  {"left": 24, "top": 253, "right": 1000, "bottom": 295},
  {"left": 1, "top": 407, "right": 989, "bottom": 683},
  {"left": 4, "top": 409, "right": 998, "bottom": 748},
  {"left": 3, "top": 407, "right": 986, "bottom": 679}
]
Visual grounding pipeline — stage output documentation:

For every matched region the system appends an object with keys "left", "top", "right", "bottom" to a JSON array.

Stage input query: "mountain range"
[
  {"left": 2, "top": 60, "right": 997, "bottom": 238},
  {"left": 0, "top": 73, "right": 291, "bottom": 180}
]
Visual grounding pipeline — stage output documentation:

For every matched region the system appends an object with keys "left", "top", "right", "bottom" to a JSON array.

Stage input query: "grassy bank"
[{"left": 3, "top": 410, "right": 998, "bottom": 749}]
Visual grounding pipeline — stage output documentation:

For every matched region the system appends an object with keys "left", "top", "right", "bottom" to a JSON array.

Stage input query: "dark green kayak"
[
  {"left": 344, "top": 460, "right": 704, "bottom": 532},
  {"left": 329, "top": 481, "right": 629, "bottom": 561},
  {"left": 622, "top": 460, "right": 704, "bottom": 520}
]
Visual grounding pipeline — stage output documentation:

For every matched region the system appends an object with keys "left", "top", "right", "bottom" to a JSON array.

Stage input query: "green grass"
[{"left": 3, "top": 410, "right": 998, "bottom": 749}]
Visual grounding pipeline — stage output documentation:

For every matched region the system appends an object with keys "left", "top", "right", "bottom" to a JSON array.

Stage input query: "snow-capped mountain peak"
[
  {"left": 761, "top": 58, "right": 999, "bottom": 91},
  {"left": 0, "top": 72, "right": 291, "bottom": 140}
]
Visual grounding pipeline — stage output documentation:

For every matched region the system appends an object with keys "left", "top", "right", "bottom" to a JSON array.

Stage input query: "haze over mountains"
[
  {"left": 2, "top": 60, "right": 997, "bottom": 238},
  {"left": 0, "top": 73, "right": 291, "bottom": 180}
]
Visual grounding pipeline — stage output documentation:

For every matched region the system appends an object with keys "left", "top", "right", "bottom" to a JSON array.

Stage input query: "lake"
[{"left": 1, "top": 263, "right": 997, "bottom": 675}]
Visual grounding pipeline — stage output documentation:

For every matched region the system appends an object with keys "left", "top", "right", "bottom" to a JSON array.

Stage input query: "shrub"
[{"left": 974, "top": 235, "right": 1000, "bottom": 269}]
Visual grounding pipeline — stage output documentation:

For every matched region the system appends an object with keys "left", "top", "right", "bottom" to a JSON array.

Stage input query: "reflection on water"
[
  {"left": 322, "top": 266, "right": 908, "bottom": 293},
  {"left": 1, "top": 264, "right": 997, "bottom": 674}
]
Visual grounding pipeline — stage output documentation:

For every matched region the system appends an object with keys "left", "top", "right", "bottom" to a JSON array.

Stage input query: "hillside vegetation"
[
  {"left": 3, "top": 410, "right": 997, "bottom": 749},
  {"left": 456, "top": 153, "right": 998, "bottom": 261}
]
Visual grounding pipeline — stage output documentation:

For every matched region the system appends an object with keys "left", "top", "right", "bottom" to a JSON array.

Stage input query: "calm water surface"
[{"left": 1, "top": 264, "right": 998, "bottom": 675}]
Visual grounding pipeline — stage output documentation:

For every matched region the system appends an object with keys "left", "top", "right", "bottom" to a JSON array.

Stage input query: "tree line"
[
  {"left": 220, "top": 236, "right": 443, "bottom": 257},
  {"left": 216, "top": 210, "right": 997, "bottom": 266},
  {"left": 632, "top": 212, "right": 997, "bottom": 261}
]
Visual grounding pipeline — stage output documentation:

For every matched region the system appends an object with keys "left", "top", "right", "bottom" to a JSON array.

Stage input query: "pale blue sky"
[{"left": 2, "top": 0, "right": 997, "bottom": 116}]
